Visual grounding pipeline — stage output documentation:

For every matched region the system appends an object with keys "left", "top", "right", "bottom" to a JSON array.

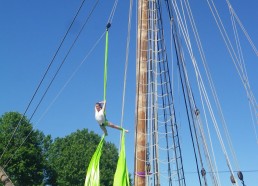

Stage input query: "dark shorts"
[{"left": 100, "top": 120, "right": 108, "bottom": 126}]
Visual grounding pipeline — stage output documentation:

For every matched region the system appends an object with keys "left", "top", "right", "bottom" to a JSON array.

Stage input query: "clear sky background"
[{"left": 1, "top": 0, "right": 258, "bottom": 185}]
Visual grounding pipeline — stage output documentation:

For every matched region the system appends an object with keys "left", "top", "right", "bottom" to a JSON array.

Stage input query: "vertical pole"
[
  {"left": 0, "top": 166, "right": 14, "bottom": 186},
  {"left": 134, "top": 0, "right": 148, "bottom": 185}
]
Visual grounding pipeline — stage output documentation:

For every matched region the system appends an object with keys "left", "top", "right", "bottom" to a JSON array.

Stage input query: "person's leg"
[
  {"left": 108, "top": 122, "right": 129, "bottom": 133},
  {"left": 100, "top": 125, "right": 108, "bottom": 136}
]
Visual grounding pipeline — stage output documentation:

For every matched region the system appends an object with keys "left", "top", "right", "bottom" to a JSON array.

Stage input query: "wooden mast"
[{"left": 134, "top": 0, "right": 148, "bottom": 185}]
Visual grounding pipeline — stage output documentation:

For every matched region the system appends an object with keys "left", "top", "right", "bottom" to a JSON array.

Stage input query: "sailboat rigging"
[{"left": 134, "top": 0, "right": 257, "bottom": 185}]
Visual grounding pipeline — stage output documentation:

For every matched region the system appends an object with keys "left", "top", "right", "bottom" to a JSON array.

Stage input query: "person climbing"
[{"left": 95, "top": 100, "right": 129, "bottom": 136}]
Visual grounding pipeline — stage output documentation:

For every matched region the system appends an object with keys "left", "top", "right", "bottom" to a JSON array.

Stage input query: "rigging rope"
[
  {"left": 176, "top": 48, "right": 203, "bottom": 186},
  {"left": 108, "top": 0, "right": 119, "bottom": 24},
  {"left": 228, "top": 5, "right": 258, "bottom": 57},
  {"left": 170, "top": 3, "right": 211, "bottom": 183},
  {"left": 103, "top": 0, "right": 119, "bottom": 111},
  {"left": 165, "top": 1, "right": 202, "bottom": 185},
  {"left": 204, "top": 0, "right": 258, "bottom": 184},
  {"left": 120, "top": 0, "right": 133, "bottom": 129},
  {"left": 2, "top": 0, "right": 101, "bottom": 167},
  {"left": 225, "top": 0, "right": 258, "bottom": 144},
  {"left": 170, "top": 1, "right": 254, "bottom": 185},
  {"left": 206, "top": 0, "right": 257, "bottom": 122},
  {"left": 167, "top": 0, "right": 249, "bottom": 185},
  {"left": 118, "top": 0, "right": 133, "bottom": 153},
  {"left": 181, "top": 0, "right": 242, "bottom": 184},
  {"left": 3, "top": 31, "right": 106, "bottom": 168},
  {"left": 177, "top": 0, "right": 225, "bottom": 185},
  {"left": 0, "top": 0, "right": 88, "bottom": 162},
  {"left": 34, "top": 31, "right": 106, "bottom": 125},
  {"left": 156, "top": 1, "right": 186, "bottom": 184},
  {"left": 134, "top": 0, "right": 186, "bottom": 185},
  {"left": 86, "top": 1, "right": 130, "bottom": 185}
]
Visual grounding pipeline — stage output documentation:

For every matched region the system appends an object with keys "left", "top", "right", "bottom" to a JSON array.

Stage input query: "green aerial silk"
[
  {"left": 113, "top": 130, "right": 130, "bottom": 186},
  {"left": 84, "top": 135, "right": 105, "bottom": 186},
  {"left": 103, "top": 30, "right": 109, "bottom": 103}
]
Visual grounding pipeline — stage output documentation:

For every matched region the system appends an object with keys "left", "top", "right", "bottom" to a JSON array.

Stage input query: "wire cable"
[
  {"left": 108, "top": 0, "right": 119, "bottom": 24},
  {"left": 3, "top": 0, "right": 121, "bottom": 168},
  {"left": 0, "top": 0, "right": 87, "bottom": 161},
  {"left": 1, "top": 0, "right": 101, "bottom": 166},
  {"left": 3, "top": 31, "right": 106, "bottom": 168},
  {"left": 119, "top": 0, "right": 133, "bottom": 152}
]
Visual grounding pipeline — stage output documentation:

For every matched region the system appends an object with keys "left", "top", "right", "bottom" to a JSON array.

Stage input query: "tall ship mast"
[{"left": 134, "top": 0, "right": 185, "bottom": 185}]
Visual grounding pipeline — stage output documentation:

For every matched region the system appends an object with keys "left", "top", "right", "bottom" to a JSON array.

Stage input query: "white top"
[{"left": 95, "top": 109, "right": 106, "bottom": 124}]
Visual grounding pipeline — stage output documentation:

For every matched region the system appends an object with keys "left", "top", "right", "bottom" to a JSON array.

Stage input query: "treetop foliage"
[{"left": 0, "top": 112, "right": 124, "bottom": 186}]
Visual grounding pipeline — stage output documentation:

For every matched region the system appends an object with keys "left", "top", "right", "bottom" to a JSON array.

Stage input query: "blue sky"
[{"left": 1, "top": 0, "right": 258, "bottom": 185}]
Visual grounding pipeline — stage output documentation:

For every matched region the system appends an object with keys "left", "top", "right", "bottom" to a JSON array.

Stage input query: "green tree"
[
  {"left": 0, "top": 112, "right": 48, "bottom": 186},
  {"left": 46, "top": 129, "right": 119, "bottom": 186}
]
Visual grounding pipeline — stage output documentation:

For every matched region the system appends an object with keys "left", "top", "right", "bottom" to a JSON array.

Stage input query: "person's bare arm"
[{"left": 102, "top": 100, "right": 106, "bottom": 112}]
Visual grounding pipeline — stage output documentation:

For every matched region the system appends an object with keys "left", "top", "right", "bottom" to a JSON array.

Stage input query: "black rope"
[
  {"left": 0, "top": 0, "right": 87, "bottom": 162},
  {"left": 177, "top": 57, "right": 208, "bottom": 185},
  {"left": 3, "top": 0, "right": 101, "bottom": 167},
  {"left": 163, "top": 1, "right": 203, "bottom": 186},
  {"left": 155, "top": 0, "right": 186, "bottom": 185},
  {"left": 27, "top": 0, "right": 100, "bottom": 123},
  {"left": 176, "top": 38, "right": 202, "bottom": 186}
]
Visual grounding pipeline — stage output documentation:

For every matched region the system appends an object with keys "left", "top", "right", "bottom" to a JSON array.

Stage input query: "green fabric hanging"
[
  {"left": 103, "top": 30, "right": 109, "bottom": 103},
  {"left": 84, "top": 135, "right": 105, "bottom": 186},
  {"left": 113, "top": 130, "right": 130, "bottom": 186}
]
